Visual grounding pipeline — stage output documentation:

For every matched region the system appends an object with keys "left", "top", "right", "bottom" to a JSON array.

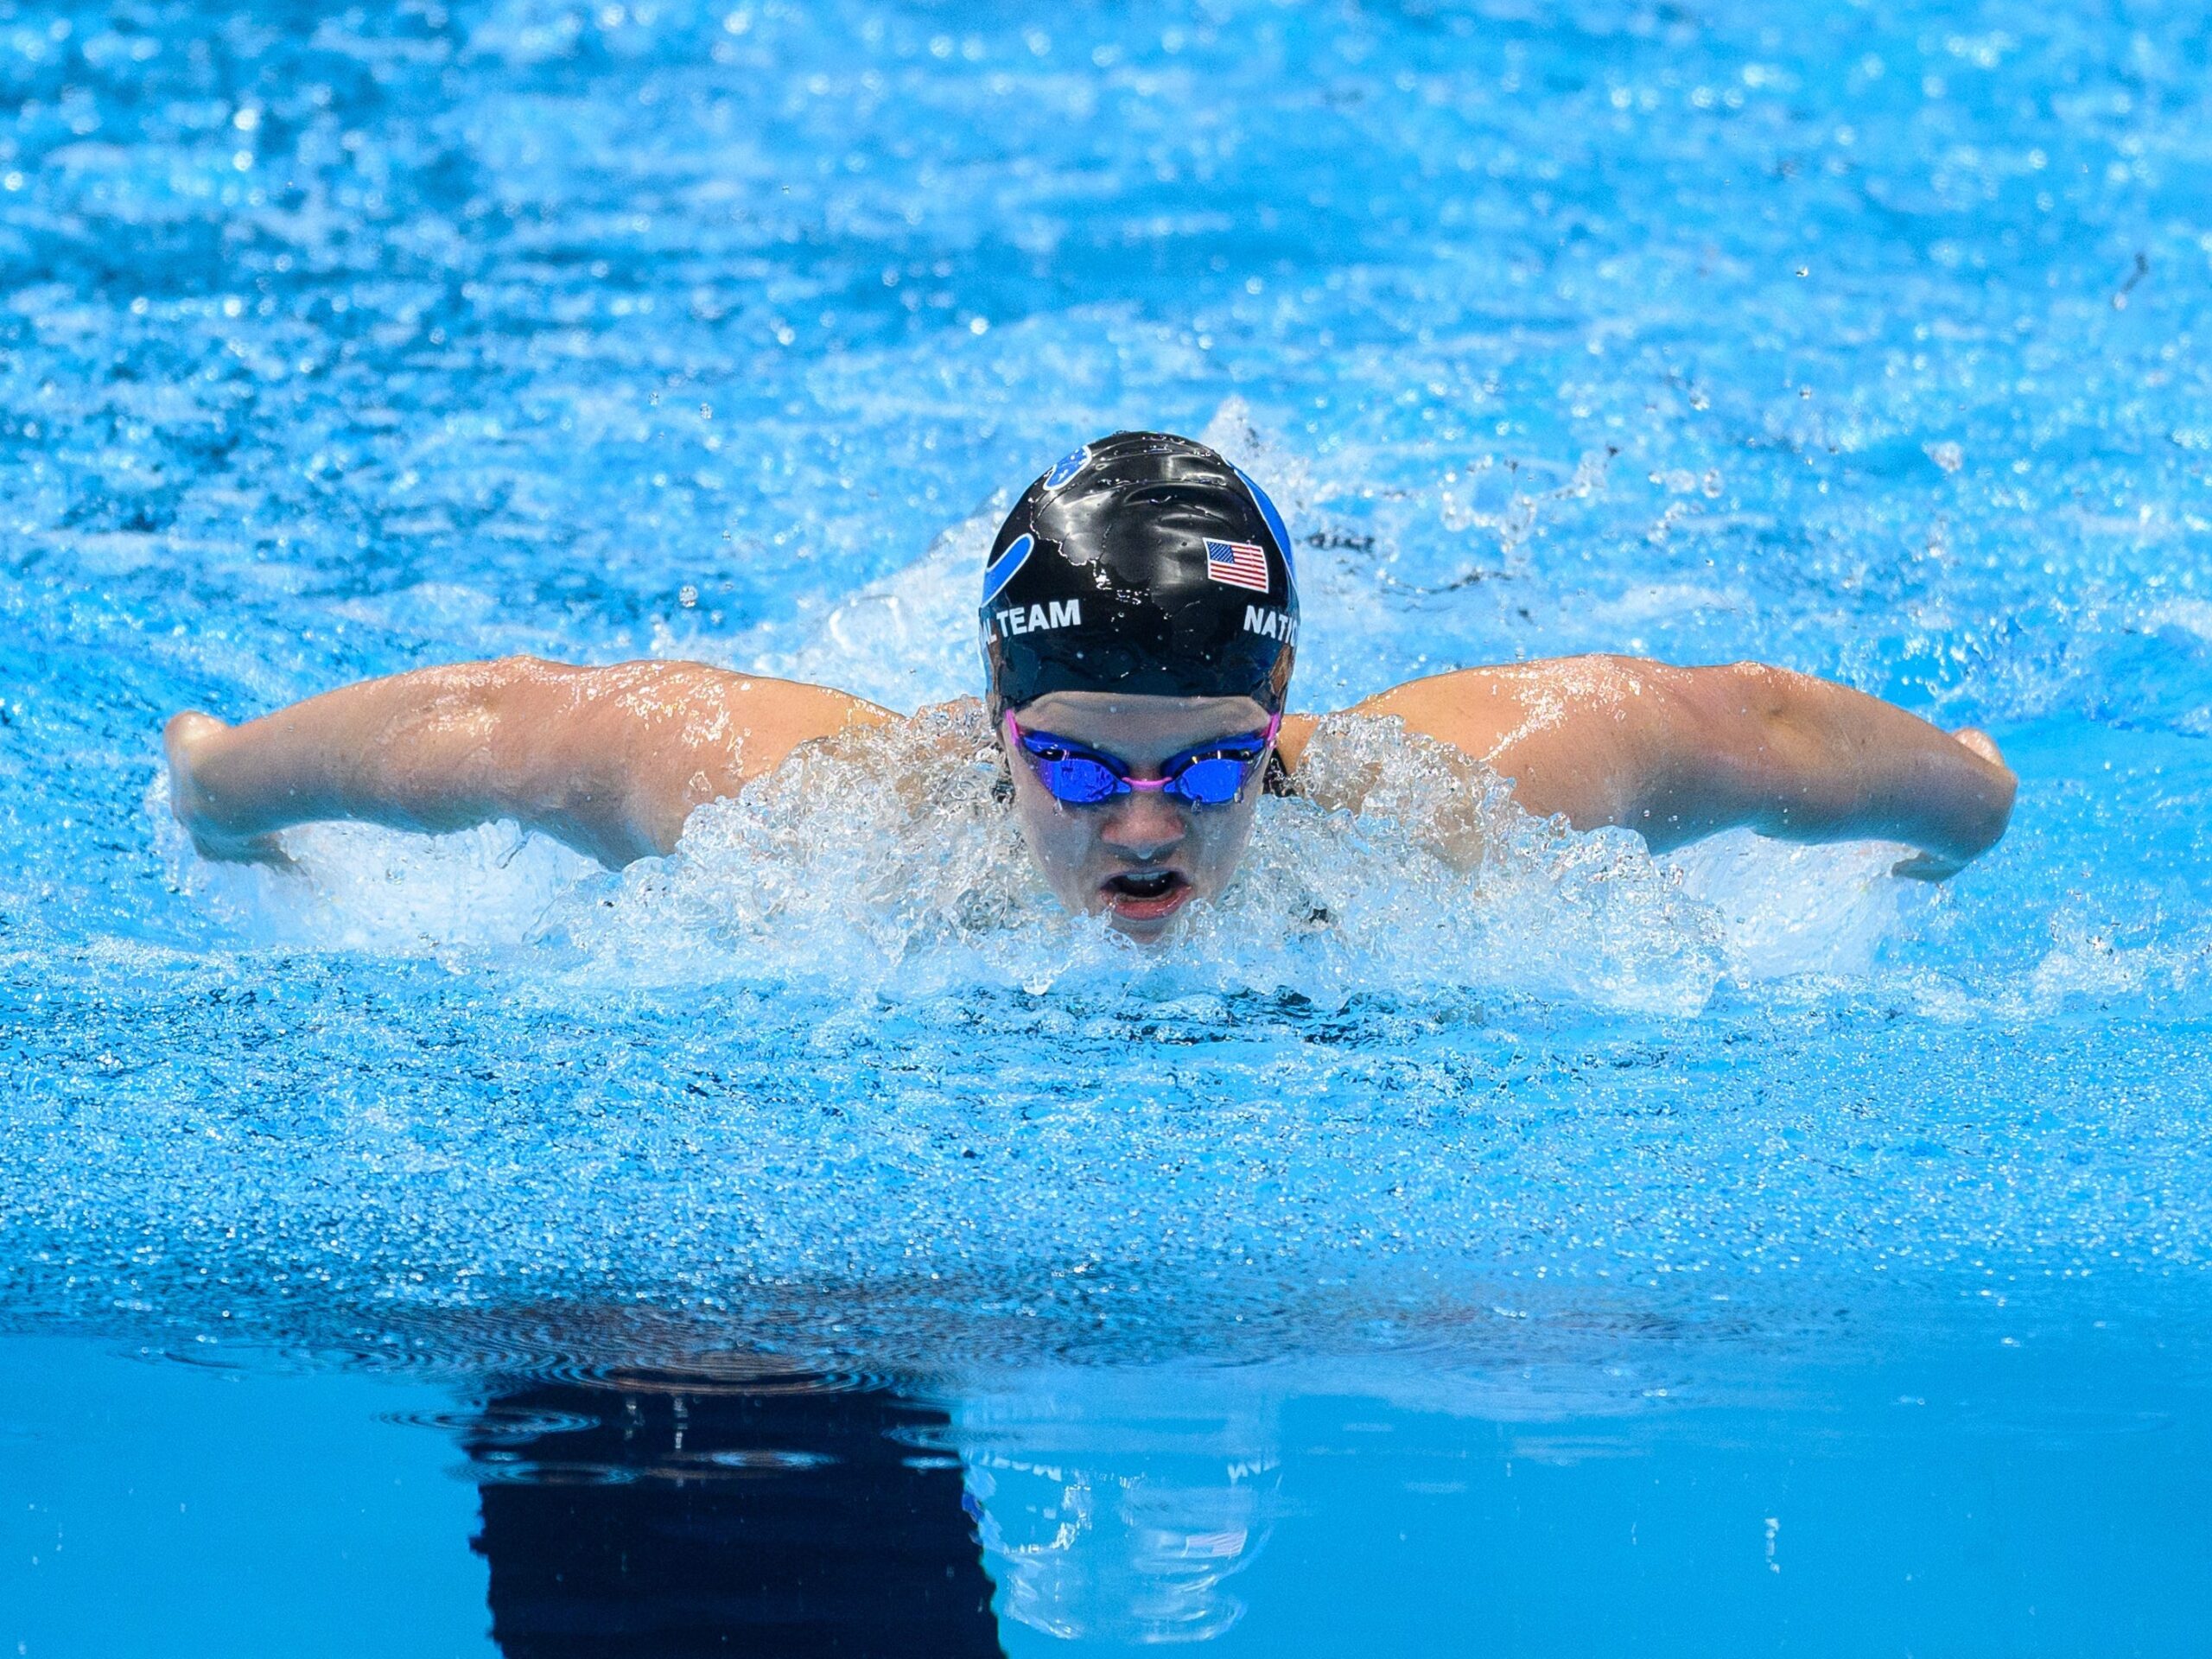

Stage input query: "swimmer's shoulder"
[
  {"left": 912, "top": 694, "right": 988, "bottom": 728},
  {"left": 789, "top": 694, "right": 995, "bottom": 775},
  {"left": 1274, "top": 712, "right": 1321, "bottom": 772},
  {"left": 1267, "top": 695, "right": 1514, "bottom": 811},
  {"left": 628, "top": 664, "right": 895, "bottom": 771},
  {"left": 1275, "top": 664, "right": 1597, "bottom": 785},
  {"left": 605, "top": 664, "right": 901, "bottom": 844},
  {"left": 1268, "top": 712, "right": 1322, "bottom": 797}
]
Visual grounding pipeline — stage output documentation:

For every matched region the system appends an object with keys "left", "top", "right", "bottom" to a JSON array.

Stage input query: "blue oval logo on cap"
[
  {"left": 980, "top": 532, "right": 1034, "bottom": 607},
  {"left": 1043, "top": 447, "right": 1087, "bottom": 490}
]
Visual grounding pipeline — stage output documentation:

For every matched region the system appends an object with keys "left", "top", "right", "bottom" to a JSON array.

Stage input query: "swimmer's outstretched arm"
[
  {"left": 164, "top": 658, "right": 892, "bottom": 867},
  {"left": 1346, "top": 656, "right": 2017, "bottom": 878}
]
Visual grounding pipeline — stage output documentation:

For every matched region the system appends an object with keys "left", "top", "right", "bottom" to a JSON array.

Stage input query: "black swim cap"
[{"left": 979, "top": 431, "right": 1300, "bottom": 715}]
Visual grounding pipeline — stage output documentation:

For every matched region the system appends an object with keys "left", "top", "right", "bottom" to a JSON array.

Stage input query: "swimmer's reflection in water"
[{"left": 463, "top": 1373, "right": 1003, "bottom": 1658}]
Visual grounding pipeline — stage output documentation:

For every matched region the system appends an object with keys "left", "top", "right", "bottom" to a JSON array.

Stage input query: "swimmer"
[{"left": 162, "top": 431, "right": 2016, "bottom": 938}]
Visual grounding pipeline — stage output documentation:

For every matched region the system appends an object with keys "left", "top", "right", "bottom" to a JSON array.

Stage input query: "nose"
[{"left": 1097, "top": 789, "right": 1187, "bottom": 860}]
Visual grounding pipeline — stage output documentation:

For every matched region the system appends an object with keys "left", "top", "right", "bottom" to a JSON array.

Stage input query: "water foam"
[
  {"left": 548, "top": 702, "right": 1732, "bottom": 1012},
  {"left": 149, "top": 773, "right": 610, "bottom": 957},
  {"left": 149, "top": 703, "right": 1927, "bottom": 1014}
]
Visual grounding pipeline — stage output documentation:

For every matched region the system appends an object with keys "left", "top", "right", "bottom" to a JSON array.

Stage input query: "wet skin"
[
  {"left": 1001, "top": 691, "right": 1277, "bottom": 941},
  {"left": 162, "top": 654, "right": 2017, "bottom": 929}
]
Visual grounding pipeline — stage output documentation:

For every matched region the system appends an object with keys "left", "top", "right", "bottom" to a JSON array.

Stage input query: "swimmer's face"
[{"left": 1003, "top": 691, "right": 1275, "bottom": 941}]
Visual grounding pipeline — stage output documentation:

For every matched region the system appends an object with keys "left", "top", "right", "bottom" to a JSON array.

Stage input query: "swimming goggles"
[{"left": 1003, "top": 711, "right": 1281, "bottom": 808}]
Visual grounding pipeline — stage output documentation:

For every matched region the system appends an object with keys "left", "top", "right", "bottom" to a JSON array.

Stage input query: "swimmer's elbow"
[
  {"left": 1946, "top": 751, "right": 2018, "bottom": 861},
  {"left": 1628, "top": 661, "right": 1835, "bottom": 838},
  {"left": 1674, "top": 661, "right": 1805, "bottom": 753}
]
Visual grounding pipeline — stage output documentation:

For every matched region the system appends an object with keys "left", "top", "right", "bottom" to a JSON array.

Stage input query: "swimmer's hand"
[{"left": 164, "top": 712, "right": 298, "bottom": 869}]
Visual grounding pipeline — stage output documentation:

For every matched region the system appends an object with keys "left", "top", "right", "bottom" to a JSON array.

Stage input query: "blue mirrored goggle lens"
[
  {"left": 1167, "top": 755, "right": 1254, "bottom": 805},
  {"left": 1035, "top": 754, "right": 1122, "bottom": 804}
]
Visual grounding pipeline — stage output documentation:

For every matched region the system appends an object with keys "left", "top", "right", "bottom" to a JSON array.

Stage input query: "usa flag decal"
[{"left": 1204, "top": 538, "right": 1270, "bottom": 594}]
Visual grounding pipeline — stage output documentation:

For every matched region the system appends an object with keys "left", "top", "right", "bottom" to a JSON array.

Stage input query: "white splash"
[
  {"left": 153, "top": 693, "right": 1924, "bottom": 1011},
  {"left": 543, "top": 705, "right": 1732, "bottom": 1013},
  {"left": 149, "top": 771, "right": 608, "bottom": 956}
]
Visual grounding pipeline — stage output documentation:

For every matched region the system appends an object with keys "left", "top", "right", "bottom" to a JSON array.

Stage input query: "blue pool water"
[{"left": 3, "top": 0, "right": 2210, "bottom": 1650}]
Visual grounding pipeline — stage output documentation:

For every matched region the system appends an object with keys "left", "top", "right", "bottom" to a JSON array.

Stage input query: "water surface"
[{"left": 3, "top": 0, "right": 2209, "bottom": 1649}]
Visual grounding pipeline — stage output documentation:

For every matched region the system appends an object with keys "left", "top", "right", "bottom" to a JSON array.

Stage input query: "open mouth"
[{"left": 1100, "top": 868, "right": 1192, "bottom": 921}]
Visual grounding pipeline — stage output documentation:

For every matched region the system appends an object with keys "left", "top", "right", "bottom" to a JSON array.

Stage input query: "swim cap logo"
[
  {"left": 1042, "top": 448, "right": 1088, "bottom": 490},
  {"left": 1204, "top": 538, "right": 1271, "bottom": 594},
  {"left": 980, "top": 533, "right": 1034, "bottom": 607}
]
